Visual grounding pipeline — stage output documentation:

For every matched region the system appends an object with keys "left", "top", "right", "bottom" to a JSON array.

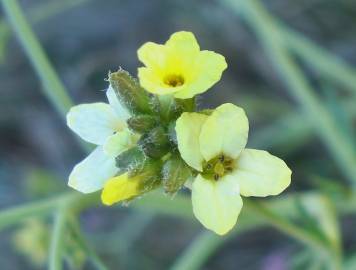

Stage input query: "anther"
[
  {"left": 219, "top": 155, "right": 225, "bottom": 162},
  {"left": 214, "top": 174, "right": 219, "bottom": 181}
]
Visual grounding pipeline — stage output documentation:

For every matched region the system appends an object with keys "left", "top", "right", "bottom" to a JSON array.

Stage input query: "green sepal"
[
  {"left": 138, "top": 126, "right": 170, "bottom": 158},
  {"left": 127, "top": 114, "right": 158, "bottom": 134},
  {"left": 134, "top": 158, "right": 163, "bottom": 193},
  {"left": 108, "top": 69, "right": 157, "bottom": 115},
  {"left": 167, "top": 121, "right": 178, "bottom": 145},
  {"left": 162, "top": 153, "right": 193, "bottom": 194},
  {"left": 115, "top": 146, "right": 146, "bottom": 173},
  {"left": 199, "top": 109, "right": 214, "bottom": 115},
  {"left": 159, "top": 96, "right": 196, "bottom": 122}
]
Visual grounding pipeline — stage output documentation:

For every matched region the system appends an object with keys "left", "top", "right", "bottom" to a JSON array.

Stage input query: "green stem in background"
[
  {"left": 0, "top": 0, "right": 74, "bottom": 119},
  {"left": 222, "top": 0, "right": 356, "bottom": 185},
  {"left": 49, "top": 205, "right": 68, "bottom": 270},
  {"left": 0, "top": 0, "right": 94, "bottom": 62},
  {"left": 0, "top": 0, "right": 91, "bottom": 151},
  {"left": 245, "top": 200, "right": 342, "bottom": 270},
  {"left": 280, "top": 25, "right": 356, "bottom": 97},
  {"left": 170, "top": 231, "right": 226, "bottom": 270}
]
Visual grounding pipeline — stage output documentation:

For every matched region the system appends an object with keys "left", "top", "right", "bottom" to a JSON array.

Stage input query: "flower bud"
[
  {"left": 127, "top": 114, "right": 158, "bottom": 134},
  {"left": 138, "top": 126, "right": 170, "bottom": 158},
  {"left": 115, "top": 146, "right": 146, "bottom": 173},
  {"left": 162, "top": 154, "right": 193, "bottom": 194},
  {"left": 109, "top": 69, "right": 158, "bottom": 115}
]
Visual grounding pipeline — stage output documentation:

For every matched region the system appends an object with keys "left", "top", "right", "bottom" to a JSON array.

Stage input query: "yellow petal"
[
  {"left": 101, "top": 173, "right": 140, "bottom": 206},
  {"left": 176, "top": 112, "right": 208, "bottom": 171},
  {"left": 191, "top": 174, "right": 243, "bottom": 235},
  {"left": 137, "top": 42, "right": 167, "bottom": 71},
  {"left": 199, "top": 103, "right": 249, "bottom": 161},
  {"left": 233, "top": 149, "right": 292, "bottom": 197},
  {"left": 166, "top": 31, "right": 200, "bottom": 56},
  {"left": 174, "top": 50, "right": 227, "bottom": 99}
]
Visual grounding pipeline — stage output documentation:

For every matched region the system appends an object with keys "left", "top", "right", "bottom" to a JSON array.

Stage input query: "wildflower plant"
[{"left": 67, "top": 31, "right": 291, "bottom": 235}]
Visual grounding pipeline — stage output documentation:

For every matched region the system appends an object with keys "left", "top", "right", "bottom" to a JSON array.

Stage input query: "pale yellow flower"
[{"left": 176, "top": 103, "right": 292, "bottom": 235}]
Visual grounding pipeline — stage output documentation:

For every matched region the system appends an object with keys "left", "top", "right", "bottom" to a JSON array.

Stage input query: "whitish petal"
[
  {"left": 191, "top": 174, "right": 243, "bottom": 235},
  {"left": 103, "top": 129, "right": 139, "bottom": 157},
  {"left": 199, "top": 103, "right": 249, "bottom": 161},
  {"left": 176, "top": 112, "right": 208, "bottom": 171},
  {"left": 66, "top": 103, "right": 125, "bottom": 145},
  {"left": 68, "top": 146, "right": 117, "bottom": 193},
  {"left": 233, "top": 149, "right": 292, "bottom": 197},
  {"left": 101, "top": 173, "right": 140, "bottom": 206},
  {"left": 106, "top": 85, "right": 130, "bottom": 120}
]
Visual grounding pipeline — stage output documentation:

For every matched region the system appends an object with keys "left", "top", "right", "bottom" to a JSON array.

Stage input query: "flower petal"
[
  {"left": 101, "top": 173, "right": 140, "bottom": 206},
  {"left": 68, "top": 146, "right": 118, "bottom": 193},
  {"left": 66, "top": 103, "right": 125, "bottom": 145},
  {"left": 176, "top": 112, "right": 208, "bottom": 171},
  {"left": 199, "top": 103, "right": 249, "bottom": 161},
  {"left": 106, "top": 85, "right": 130, "bottom": 120},
  {"left": 166, "top": 31, "right": 200, "bottom": 55},
  {"left": 192, "top": 174, "right": 243, "bottom": 235},
  {"left": 137, "top": 42, "right": 167, "bottom": 70},
  {"left": 103, "top": 129, "right": 139, "bottom": 157},
  {"left": 174, "top": 50, "right": 227, "bottom": 99},
  {"left": 233, "top": 149, "right": 292, "bottom": 197}
]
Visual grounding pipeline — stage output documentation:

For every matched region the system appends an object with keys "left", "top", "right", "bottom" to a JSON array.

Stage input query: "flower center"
[
  {"left": 164, "top": 74, "right": 185, "bottom": 87},
  {"left": 202, "top": 154, "right": 234, "bottom": 181}
]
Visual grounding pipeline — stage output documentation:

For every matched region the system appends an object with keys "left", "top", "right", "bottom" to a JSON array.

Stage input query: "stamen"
[
  {"left": 214, "top": 174, "right": 219, "bottom": 181},
  {"left": 164, "top": 74, "right": 185, "bottom": 87}
]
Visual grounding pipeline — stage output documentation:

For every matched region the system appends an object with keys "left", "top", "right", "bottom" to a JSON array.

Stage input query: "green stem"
[
  {"left": 170, "top": 231, "right": 226, "bottom": 270},
  {"left": 280, "top": 25, "right": 356, "bottom": 98},
  {"left": 0, "top": 0, "right": 94, "bottom": 62},
  {"left": 222, "top": 0, "right": 356, "bottom": 185},
  {"left": 0, "top": 193, "right": 75, "bottom": 231},
  {"left": 49, "top": 205, "right": 68, "bottom": 270},
  {"left": 0, "top": 0, "right": 73, "bottom": 118},
  {"left": 245, "top": 200, "right": 342, "bottom": 270}
]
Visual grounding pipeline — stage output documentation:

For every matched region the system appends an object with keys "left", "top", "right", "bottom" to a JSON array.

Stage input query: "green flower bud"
[
  {"left": 127, "top": 114, "right": 158, "bottom": 134},
  {"left": 138, "top": 126, "right": 170, "bottom": 158},
  {"left": 109, "top": 69, "right": 158, "bottom": 115},
  {"left": 162, "top": 154, "right": 193, "bottom": 194},
  {"left": 115, "top": 146, "right": 146, "bottom": 173},
  {"left": 158, "top": 96, "right": 196, "bottom": 122}
]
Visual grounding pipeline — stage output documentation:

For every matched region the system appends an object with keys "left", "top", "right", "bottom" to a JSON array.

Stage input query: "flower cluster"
[{"left": 67, "top": 31, "right": 291, "bottom": 235}]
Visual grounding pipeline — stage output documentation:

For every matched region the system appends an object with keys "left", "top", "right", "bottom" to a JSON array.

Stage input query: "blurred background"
[{"left": 1, "top": 0, "right": 356, "bottom": 269}]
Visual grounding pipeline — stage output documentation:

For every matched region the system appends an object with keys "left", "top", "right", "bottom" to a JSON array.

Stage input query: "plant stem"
[
  {"left": 49, "top": 205, "right": 68, "bottom": 270},
  {"left": 222, "top": 0, "right": 356, "bottom": 185},
  {"left": 0, "top": 0, "right": 73, "bottom": 118},
  {"left": 170, "top": 231, "right": 226, "bottom": 270}
]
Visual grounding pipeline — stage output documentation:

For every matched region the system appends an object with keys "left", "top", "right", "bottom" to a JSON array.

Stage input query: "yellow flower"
[
  {"left": 101, "top": 173, "right": 140, "bottom": 205},
  {"left": 137, "top": 31, "right": 227, "bottom": 99},
  {"left": 175, "top": 103, "right": 292, "bottom": 235}
]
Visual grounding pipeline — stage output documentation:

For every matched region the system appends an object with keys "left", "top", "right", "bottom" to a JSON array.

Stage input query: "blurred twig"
[
  {"left": 49, "top": 204, "right": 68, "bottom": 270},
  {"left": 221, "top": 0, "right": 356, "bottom": 186},
  {"left": 0, "top": 0, "right": 94, "bottom": 63},
  {"left": 0, "top": 0, "right": 74, "bottom": 119}
]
